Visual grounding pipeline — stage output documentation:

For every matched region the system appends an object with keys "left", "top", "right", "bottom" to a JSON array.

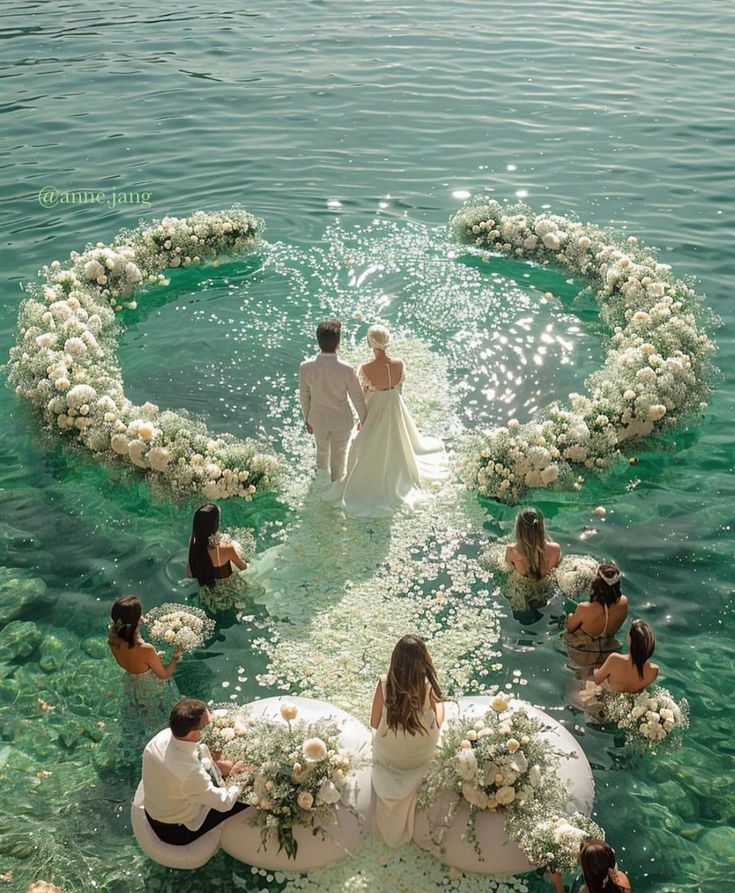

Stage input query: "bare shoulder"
[{"left": 614, "top": 870, "right": 631, "bottom": 891}]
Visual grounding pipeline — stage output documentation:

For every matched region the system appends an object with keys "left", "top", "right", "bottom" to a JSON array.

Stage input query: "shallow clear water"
[{"left": 1, "top": 1, "right": 734, "bottom": 891}]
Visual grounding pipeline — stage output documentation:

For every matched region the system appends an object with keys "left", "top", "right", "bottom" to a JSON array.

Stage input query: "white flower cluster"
[
  {"left": 451, "top": 200, "right": 716, "bottom": 502},
  {"left": 419, "top": 697, "right": 575, "bottom": 858},
  {"left": 600, "top": 686, "right": 689, "bottom": 752},
  {"left": 555, "top": 554, "right": 600, "bottom": 598},
  {"left": 143, "top": 603, "right": 215, "bottom": 652},
  {"left": 507, "top": 811, "right": 606, "bottom": 875},
  {"left": 8, "top": 208, "right": 283, "bottom": 502},
  {"left": 201, "top": 703, "right": 355, "bottom": 859}
]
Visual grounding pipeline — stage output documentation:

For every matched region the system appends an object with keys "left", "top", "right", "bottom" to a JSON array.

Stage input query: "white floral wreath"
[
  {"left": 451, "top": 200, "right": 716, "bottom": 503},
  {"left": 8, "top": 208, "right": 282, "bottom": 501}
]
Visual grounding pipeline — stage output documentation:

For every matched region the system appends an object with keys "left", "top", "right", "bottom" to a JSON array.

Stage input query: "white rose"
[
  {"left": 647, "top": 404, "right": 667, "bottom": 422},
  {"left": 297, "top": 791, "right": 314, "bottom": 811},
  {"left": 506, "top": 738, "right": 520, "bottom": 754},
  {"left": 163, "top": 629, "right": 176, "bottom": 643},
  {"left": 84, "top": 260, "right": 105, "bottom": 280},
  {"left": 461, "top": 783, "right": 488, "bottom": 810},
  {"left": 540, "top": 465, "right": 559, "bottom": 485},
  {"left": 280, "top": 703, "right": 299, "bottom": 722},
  {"left": 36, "top": 333, "right": 57, "bottom": 349},
  {"left": 491, "top": 694, "right": 509, "bottom": 713},
  {"left": 127, "top": 439, "right": 150, "bottom": 468},
  {"left": 148, "top": 447, "right": 172, "bottom": 472},
  {"left": 110, "top": 434, "right": 130, "bottom": 455},
  {"left": 54, "top": 377, "right": 71, "bottom": 391},
  {"left": 495, "top": 785, "right": 516, "bottom": 805},
  {"left": 302, "top": 737, "right": 328, "bottom": 762},
  {"left": 137, "top": 421, "right": 156, "bottom": 441},
  {"left": 457, "top": 748, "right": 478, "bottom": 781},
  {"left": 317, "top": 781, "right": 342, "bottom": 804},
  {"left": 220, "top": 727, "right": 236, "bottom": 742}
]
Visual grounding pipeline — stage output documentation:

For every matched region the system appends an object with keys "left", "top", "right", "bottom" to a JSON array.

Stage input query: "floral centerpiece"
[
  {"left": 451, "top": 200, "right": 716, "bottom": 503},
  {"left": 598, "top": 686, "right": 689, "bottom": 752},
  {"left": 418, "top": 695, "right": 573, "bottom": 856},
  {"left": 202, "top": 702, "right": 355, "bottom": 858},
  {"left": 143, "top": 603, "right": 215, "bottom": 652},
  {"left": 7, "top": 208, "right": 283, "bottom": 503},
  {"left": 506, "top": 809, "right": 605, "bottom": 874}
]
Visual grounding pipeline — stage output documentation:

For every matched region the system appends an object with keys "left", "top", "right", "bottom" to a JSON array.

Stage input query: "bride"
[{"left": 334, "top": 325, "right": 449, "bottom": 517}]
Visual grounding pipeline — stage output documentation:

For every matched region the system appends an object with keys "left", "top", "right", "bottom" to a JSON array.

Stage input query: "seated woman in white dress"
[
  {"left": 370, "top": 635, "right": 445, "bottom": 848},
  {"left": 337, "top": 325, "right": 449, "bottom": 518}
]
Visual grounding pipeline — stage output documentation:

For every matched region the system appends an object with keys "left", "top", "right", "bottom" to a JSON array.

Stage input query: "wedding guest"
[
  {"left": 548, "top": 837, "right": 631, "bottom": 892},
  {"left": 187, "top": 503, "right": 247, "bottom": 587},
  {"left": 594, "top": 619, "right": 659, "bottom": 692},
  {"left": 141, "top": 698, "right": 248, "bottom": 845},
  {"left": 565, "top": 563, "right": 628, "bottom": 667},
  {"left": 108, "top": 596, "right": 181, "bottom": 741},
  {"left": 505, "top": 508, "right": 561, "bottom": 580},
  {"left": 370, "top": 635, "right": 445, "bottom": 847}
]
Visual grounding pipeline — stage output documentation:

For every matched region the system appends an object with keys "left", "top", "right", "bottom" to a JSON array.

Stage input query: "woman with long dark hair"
[
  {"left": 186, "top": 503, "right": 247, "bottom": 588},
  {"left": 594, "top": 619, "right": 659, "bottom": 692},
  {"left": 108, "top": 595, "right": 181, "bottom": 743},
  {"left": 505, "top": 507, "right": 561, "bottom": 580},
  {"left": 566, "top": 563, "right": 629, "bottom": 668},
  {"left": 548, "top": 837, "right": 631, "bottom": 892},
  {"left": 370, "top": 635, "right": 444, "bottom": 847}
]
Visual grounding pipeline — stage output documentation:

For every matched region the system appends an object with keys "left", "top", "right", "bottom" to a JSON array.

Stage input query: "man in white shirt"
[
  {"left": 299, "top": 319, "right": 367, "bottom": 483},
  {"left": 141, "top": 698, "right": 248, "bottom": 845}
]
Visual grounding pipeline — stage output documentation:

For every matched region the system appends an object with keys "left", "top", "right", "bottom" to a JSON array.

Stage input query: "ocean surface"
[{"left": 1, "top": 1, "right": 734, "bottom": 892}]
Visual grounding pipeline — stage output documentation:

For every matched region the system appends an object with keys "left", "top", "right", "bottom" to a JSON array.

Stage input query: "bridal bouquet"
[
  {"left": 143, "top": 603, "right": 215, "bottom": 652},
  {"left": 506, "top": 809, "right": 605, "bottom": 874},
  {"left": 419, "top": 696, "right": 565, "bottom": 854},
  {"left": 202, "top": 702, "right": 355, "bottom": 859},
  {"left": 598, "top": 686, "right": 689, "bottom": 753},
  {"left": 555, "top": 555, "right": 600, "bottom": 598},
  {"left": 208, "top": 527, "right": 257, "bottom": 562}
]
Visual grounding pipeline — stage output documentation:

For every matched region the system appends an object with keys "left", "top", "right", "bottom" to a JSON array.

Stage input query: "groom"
[{"left": 299, "top": 319, "right": 367, "bottom": 483}]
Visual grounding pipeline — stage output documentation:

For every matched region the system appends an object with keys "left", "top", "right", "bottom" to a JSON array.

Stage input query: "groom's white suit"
[{"left": 299, "top": 352, "right": 368, "bottom": 481}]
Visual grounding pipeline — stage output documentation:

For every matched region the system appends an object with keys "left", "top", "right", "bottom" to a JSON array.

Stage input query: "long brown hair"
[
  {"left": 384, "top": 635, "right": 443, "bottom": 735},
  {"left": 580, "top": 838, "right": 626, "bottom": 893},
  {"left": 629, "top": 619, "right": 655, "bottom": 678},
  {"left": 188, "top": 503, "right": 220, "bottom": 587},
  {"left": 109, "top": 595, "right": 142, "bottom": 649},
  {"left": 514, "top": 507, "right": 548, "bottom": 580}
]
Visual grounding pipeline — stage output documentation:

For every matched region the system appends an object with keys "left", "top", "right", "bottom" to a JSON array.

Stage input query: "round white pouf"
[
  {"left": 220, "top": 696, "right": 374, "bottom": 871},
  {"left": 413, "top": 697, "right": 594, "bottom": 875},
  {"left": 131, "top": 781, "right": 223, "bottom": 869}
]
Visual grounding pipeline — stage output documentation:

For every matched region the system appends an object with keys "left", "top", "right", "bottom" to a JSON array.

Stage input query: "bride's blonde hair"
[{"left": 367, "top": 324, "right": 391, "bottom": 351}]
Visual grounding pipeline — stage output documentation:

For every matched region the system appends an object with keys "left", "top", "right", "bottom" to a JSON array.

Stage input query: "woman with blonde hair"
[
  {"left": 335, "top": 324, "right": 448, "bottom": 517},
  {"left": 505, "top": 507, "right": 561, "bottom": 580},
  {"left": 370, "top": 634, "right": 445, "bottom": 847}
]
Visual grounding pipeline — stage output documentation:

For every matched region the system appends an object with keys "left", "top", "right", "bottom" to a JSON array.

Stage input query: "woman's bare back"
[{"left": 361, "top": 358, "right": 404, "bottom": 391}]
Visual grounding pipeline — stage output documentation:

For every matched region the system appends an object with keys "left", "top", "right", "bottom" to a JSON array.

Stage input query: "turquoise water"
[{"left": 1, "top": 2, "right": 734, "bottom": 891}]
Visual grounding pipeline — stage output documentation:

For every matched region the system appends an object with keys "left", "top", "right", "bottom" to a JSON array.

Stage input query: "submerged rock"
[
  {"left": 0, "top": 568, "right": 55, "bottom": 629},
  {"left": 0, "top": 621, "right": 42, "bottom": 661}
]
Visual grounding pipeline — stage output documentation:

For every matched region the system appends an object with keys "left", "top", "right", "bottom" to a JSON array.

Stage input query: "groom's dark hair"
[
  {"left": 170, "top": 698, "right": 208, "bottom": 738},
  {"left": 316, "top": 319, "right": 341, "bottom": 353}
]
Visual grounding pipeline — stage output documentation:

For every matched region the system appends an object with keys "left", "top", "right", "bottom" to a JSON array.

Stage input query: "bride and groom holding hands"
[{"left": 298, "top": 320, "right": 448, "bottom": 517}]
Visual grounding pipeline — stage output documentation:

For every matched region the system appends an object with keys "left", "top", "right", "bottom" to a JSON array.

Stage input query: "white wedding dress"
[{"left": 333, "top": 364, "right": 449, "bottom": 518}]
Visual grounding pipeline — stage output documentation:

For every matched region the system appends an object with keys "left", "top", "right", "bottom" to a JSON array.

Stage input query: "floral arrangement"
[
  {"left": 202, "top": 702, "right": 355, "bottom": 859},
  {"left": 209, "top": 527, "right": 257, "bottom": 562},
  {"left": 555, "top": 554, "right": 600, "bottom": 598},
  {"left": 143, "top": 603, "right": 215, "bottom": 652},
  {"left": 506, "top": 809, "right": 605, "bottom": 875},
  {"left": 7, "top": 208, "right": 283, "bottom": 502},
  {"left": 598, "top": 686, "right": 689, "bottom": 752},
  {"left": 451, "top": 200, "right": 716, "bottom": 503},
  {"left": 418, "top": 695, "right": 576, "bottom": 857}
]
